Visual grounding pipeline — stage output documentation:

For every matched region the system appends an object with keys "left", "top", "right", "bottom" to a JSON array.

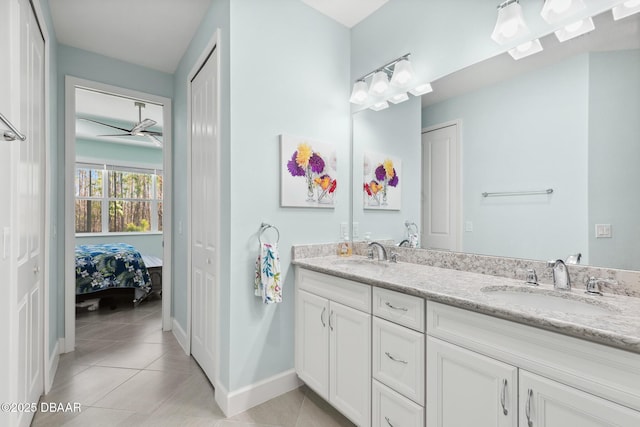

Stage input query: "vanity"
[{"left": 293, "top": 252, "right": 640, "bottom": 427}]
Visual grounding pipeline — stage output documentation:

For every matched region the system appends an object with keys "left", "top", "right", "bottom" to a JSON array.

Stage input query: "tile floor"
[{"left": 32, "top": 296, "right": 354, "bottom": 427}]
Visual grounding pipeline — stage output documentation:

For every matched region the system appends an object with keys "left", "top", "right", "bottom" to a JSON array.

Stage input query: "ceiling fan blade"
[
  {"left": 97, "top": 133, "right": 134, "bottom": 137},
  {"left": 140, "top": 130, "right": 163, "bottom": 136},
  {"left": 131, "top": 118, "right": 157, "bottom": 134},
  {"left": 80, "top": 117, "right": 132, "bottom": 133},
  {"left": 149, "top": 135, "right": 163, "bottom": 147}
]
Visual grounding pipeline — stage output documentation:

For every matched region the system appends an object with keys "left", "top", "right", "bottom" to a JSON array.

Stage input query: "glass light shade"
[
  {"left": 369, "top": 101, "right": 389, "bottom": 111},
  {"left": 612, "top": 0, "right": 640, "bottom": 20},
  {"left": 369, "top": 71, "right": 390, "bottom": 95},
  {"left": 508, "top": 38, "right": 543, "bottom": 60},
  {"left": 541, "top": 0, "right": 586, "bottom": 24},
  {"left": 491, "top": 1, "right": 530, "bottom": 45},
  {"left": 554, "top": 17, "right": 594, "bottom": 42},
  {"left": 390, "top": 59, "right": 414, "bottom": 87},
  {"left": 409, "top": 83, "right": 433, "bottom": 96},
  {"left": 388, "top": 92, "right": 409, "bottom": 104},
  {"left": 349, "top": 81, "right": 368, "bottom": 104}
]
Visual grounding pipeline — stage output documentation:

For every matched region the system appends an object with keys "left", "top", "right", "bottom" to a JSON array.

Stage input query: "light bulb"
[
  {"left": 390, "top": 59, "right": 414, "bottom": 87},
  {"left": 564, "top": 20, "right": 583, "bottom": 32},
  {"left": 550, "top": 0, "right": 571, "bottom": 13},
  {"left": 625, "top": 0, "right": 640, "bottom": 7},
  {"left": 517, "top": 41, "right": 533, "bottom": 52},
  {"left": 369, "top": 71, "right": 389, "bottom": 95},
  {"left": 349, "top": 81, "right": 368, "bottom": 105}
]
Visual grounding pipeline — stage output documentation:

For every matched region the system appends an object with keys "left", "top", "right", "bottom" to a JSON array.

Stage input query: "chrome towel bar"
[
  {"left": 259, "top": 222, "right": 280, "bottom": 244},
  {"left": 482, "top": 188, "right": 553, "bottom": 198},
  {"left": 1, "top": 112, "right": 26, "bottom": 141}
]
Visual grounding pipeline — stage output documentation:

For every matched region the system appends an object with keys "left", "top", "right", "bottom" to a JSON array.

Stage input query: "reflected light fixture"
[
  {"left": 409, "top": 83, "right": 433, "bottom": 96},
  {"left": 388, "top": 92, "right": 409, "bottom": 104},
  {"left": 541, "top": 0, "right": 586, "bottom": 24},
  {"left": 390, "top": 59, "right": 415, "bottom": 87},
  {"left": 554, "top": 16, "right": 594, "bottom": 42},
  {"left": 491, "top": 0, "right": 530, "bottom": 45},
  {"left": 369, "top": 101, "right": 389, "bottom": 111},
  {"left": 349, "top": 80, "right": 368, "bottom": 105},
  {"left": 369, "top": 70, "right": 390, "bottom": 95},
  {"left": 508, "top": 38, "right": 543, "bottom": 60},
  {"left": 612, "top": 0, "right": 640, "bottom": 20}
]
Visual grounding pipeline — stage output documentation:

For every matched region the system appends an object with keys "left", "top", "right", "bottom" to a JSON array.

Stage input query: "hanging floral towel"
[{"left": 254, "top": 243, "right": 282, "bottom": 304}]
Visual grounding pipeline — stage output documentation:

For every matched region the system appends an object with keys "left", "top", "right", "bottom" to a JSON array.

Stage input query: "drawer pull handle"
[
  {"left": 385, "top": 301, "right": 408, "bottom": 312},
  {"left": 384, "top": 416, "right": 395, "bottom": 427},
  {"left": 385, "top": 351, "right": 408, "bottom": 364},
  {"left": 525, "top": 388, "right": 534, "bottom": 427},
  {"left": 500, "top": 378, "right": 508, "bottom": 416},
  {"left": 320, "top": 307, "right": 326, "bottom": 327}
]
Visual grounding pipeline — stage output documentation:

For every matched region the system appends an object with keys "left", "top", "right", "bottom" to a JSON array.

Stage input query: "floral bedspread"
[{"left": 75, "top": 243, "right": 152, "bottom": 296}]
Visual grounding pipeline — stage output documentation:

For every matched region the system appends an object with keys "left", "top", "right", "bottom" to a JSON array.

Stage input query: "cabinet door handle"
[
  {"left": 525, "top": 388, "right": 534, "bottom": 427},
  {"left": 384, "top": 416, "right": 395, "bottom": 427},
  {"left": 384, "top": 351, "right": 408, "bottom": 364},
  {"left": 500, "top": 378, "right": 508, "bottom": 415},
  {"left": 329, "top": 310, "right": 334, "bottom": 331},
  {"left": 385, "top": 301, "right": 408, "bottom": 312},
  {"left": 320, "top": 307, "right": 326, "bottom": 327}
]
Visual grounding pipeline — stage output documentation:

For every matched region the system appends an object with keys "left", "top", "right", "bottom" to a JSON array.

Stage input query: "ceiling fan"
[{"left": 80, "top": 101, "right": 162, "bottom": 146}]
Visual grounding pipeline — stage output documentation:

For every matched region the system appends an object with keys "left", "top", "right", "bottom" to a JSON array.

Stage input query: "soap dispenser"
[{"left": 338, "top": 233, "right": 352, "bottom": 257}]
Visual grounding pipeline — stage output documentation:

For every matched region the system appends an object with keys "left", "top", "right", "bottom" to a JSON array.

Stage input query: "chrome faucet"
[
  {"left": 367, "top": 242, "right": 388, "bottom": 261},
  {"left": 547, "top": 259, "right": 571, "bottom": 291},
  {"left": 585, "top": 277, "right": 618, "bottom": 296}
]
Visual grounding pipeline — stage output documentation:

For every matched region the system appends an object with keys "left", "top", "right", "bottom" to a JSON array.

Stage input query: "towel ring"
[{"left": 259, "top": 222, "right": 280, "bottom": 244}]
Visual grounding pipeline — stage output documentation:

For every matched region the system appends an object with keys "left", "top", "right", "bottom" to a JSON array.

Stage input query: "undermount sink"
[
  {"left": 331, "top": 258, "right": 390, "bottom": 269},
  {"left": 481, "top": 285, "right": 619, "bottom": 315}
]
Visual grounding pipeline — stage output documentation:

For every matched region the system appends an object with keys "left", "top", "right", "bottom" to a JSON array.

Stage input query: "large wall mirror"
[{"left": 352, "top": 10, "right": 640, "bottom": 271}]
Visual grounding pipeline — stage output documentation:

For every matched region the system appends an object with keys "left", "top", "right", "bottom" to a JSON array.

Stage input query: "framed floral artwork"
[
  {"left": 363, "top": 151, "right": 401, "bottom": 210},
  {"left": 281, "top": 134, "right": 337, "bottom": 208}
]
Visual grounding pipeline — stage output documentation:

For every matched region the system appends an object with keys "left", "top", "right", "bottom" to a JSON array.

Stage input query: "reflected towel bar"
[{"left": 482, "top": 188, "right": 553, "bottom": 198}]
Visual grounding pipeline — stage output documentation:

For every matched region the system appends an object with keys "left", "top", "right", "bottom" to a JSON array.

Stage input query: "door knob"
[{"left": 33, "top": 265, "right": 39, "bottom": 274}]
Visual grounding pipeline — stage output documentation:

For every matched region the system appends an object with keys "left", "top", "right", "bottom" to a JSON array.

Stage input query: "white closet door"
[
  {"left": 190, "top": 46, "right": 219, "bottom": 383},
  {"left": 421, "top": 124, "right": 460, "bottom": 251}
]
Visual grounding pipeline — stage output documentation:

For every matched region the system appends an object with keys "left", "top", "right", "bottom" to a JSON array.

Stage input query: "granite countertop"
[{"left": 293, "top": 255, "right": 640, "bottom": 354}]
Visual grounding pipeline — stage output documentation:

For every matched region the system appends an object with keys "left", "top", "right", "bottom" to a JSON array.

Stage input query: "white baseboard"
[
  {"left": 45, "top": 340, "right": 61, "bottom": 393},
  {"left": 215, "top": 369, "right": 302, "bottom": 417},
  {"left": 172, "top": 317, "right": 189, "bottom": 354}
]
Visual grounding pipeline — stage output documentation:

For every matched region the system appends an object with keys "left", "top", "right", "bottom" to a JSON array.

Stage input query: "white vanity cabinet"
[
  {"left": 295, "top": 269, "right": 371, "bottom": 427},
  {"left": 372, "top": 288, "right": 425, "bottom": 427},
  {"left": 427, "top": 301, "right": 640, "bottom": 427}
]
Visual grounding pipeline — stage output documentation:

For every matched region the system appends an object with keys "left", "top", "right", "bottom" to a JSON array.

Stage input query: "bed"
[{"left": 75, "top": 243, "right": 152, "bottom": 305}]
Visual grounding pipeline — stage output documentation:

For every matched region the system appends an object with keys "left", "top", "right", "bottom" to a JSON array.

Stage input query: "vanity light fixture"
[
  {"left": 491, "top": 0, "right": 530, "bottom": 45},
  {"left": 612, "top": 0, "right": 640, "bottom": 20},
  {"left": 554, "top": 16, "right": 594, "bottom": 42},
  {"left": 541, "top": 0, "right": 586, "bottom": 24},
  {"left": 349, "top": 80, "right": 369, "bottom": 105},
  {"left": 369, "top": 100, "right": 389, "bottom": 111},
  {"left": 508, "top": 38, "right": 543, "bottom": 60},
  {"left": 390, "top": 59, "right": 415, "bottom": 87},
  {"left": 369, "top": 70, "right": 390, "bottom": 96},
  {"left": 409, "top": 82, "right": 433, "bottom": 96},
  {"left": 388, "top": 92, "right": 409, "bottom": 104}
]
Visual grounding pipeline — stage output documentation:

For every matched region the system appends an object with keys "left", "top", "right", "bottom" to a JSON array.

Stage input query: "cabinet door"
[
  {"left": 330, "top": 301, "right": 371, "bottom": 427},
  {"left": 295, "top": 290, "right": 330, "bottom": 398},
  {"left": 427, "top": 336, "right": 517, "bottom": 427},
  {"left": 520, "top": 370, "right": 640, "bottom": 427}
]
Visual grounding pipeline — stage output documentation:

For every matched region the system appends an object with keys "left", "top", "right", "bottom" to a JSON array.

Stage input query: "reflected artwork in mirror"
[{"left": 352, "top": 10, "right": 640, "bottom": 271}]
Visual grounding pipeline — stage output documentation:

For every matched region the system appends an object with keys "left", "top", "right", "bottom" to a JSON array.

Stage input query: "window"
[{"left": 75, "top": 163, "right": 163, "bottom": 234}]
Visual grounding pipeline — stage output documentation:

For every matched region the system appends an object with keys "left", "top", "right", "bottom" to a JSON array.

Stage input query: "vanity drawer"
[
  {"left": 373, "top": 286, "right": 424, "bottom": 332},
  {"left": 373, "top": 317, "right": 425, "bottom": 405},
  {"left": 372, "top": 379, "right": 424, "bottom": 427},
  {"left": 297, "top": 268, "right": 371, "bottom": 313}
]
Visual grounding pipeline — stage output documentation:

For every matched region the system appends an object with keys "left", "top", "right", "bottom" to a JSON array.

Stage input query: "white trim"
[
  {"left": 421, "top": 119, "right": 463, "bottom": 251},
  {"left": 186, "top": 29, "right": 221, "bottom": 374},
  {"left": 171, "top": 317, "right": 189, "bottom": 355},
  {"left": 45, "top": 340, "right": 60, "bottom": 393},
  {"left": 64, "top": 77, "right": 174, "bottom": 350},
  {"left": 215, "top": 369, "right": 303, "bottom": 417}
]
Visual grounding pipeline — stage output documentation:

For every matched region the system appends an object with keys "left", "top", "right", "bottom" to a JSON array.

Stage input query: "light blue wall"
[
  {"left": 423, "top": 54, "right": 590, "bottom": 262},
  {"left": 589, "top": 49, "right": 640, "bottom": 270},
  {"left": 171, "top": 0, "right": 231, "bottom": 386},
  {"left": 56, "top": 44, "right": 174, "bottom": 346},
  {"left": 76, "top": 138, "right": 163, "bottom": 167},
  {"left": 353, "top": 97, "right": 421, "bottom": 242}
]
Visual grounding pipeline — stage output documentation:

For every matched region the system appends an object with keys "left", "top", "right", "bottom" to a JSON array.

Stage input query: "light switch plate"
[{"left": 595, "top": 224, "right": 612, "bottom": 238}]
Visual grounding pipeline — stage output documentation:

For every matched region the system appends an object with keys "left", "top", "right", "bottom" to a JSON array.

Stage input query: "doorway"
[{"left": 64, "top": 78, "right": 173, "bottom": 352}]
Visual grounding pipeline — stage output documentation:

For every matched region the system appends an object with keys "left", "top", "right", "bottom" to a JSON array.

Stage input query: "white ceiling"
[
  {"left": 301, "top": 0, "right": 388, "bottom": 28},
  {"left": 49, "top": 0, "right": 212, "bottom": 73}
]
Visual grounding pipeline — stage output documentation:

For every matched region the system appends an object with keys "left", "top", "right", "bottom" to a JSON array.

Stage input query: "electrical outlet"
[
  {"left": 352, "top": 222, "right": 359, "bottom": 239},
  {"left": 465, "top": 221, "right": 473, "bottom": 232},
  {"left": 340, "top": 222, "right": 348, "bottom": 238}
]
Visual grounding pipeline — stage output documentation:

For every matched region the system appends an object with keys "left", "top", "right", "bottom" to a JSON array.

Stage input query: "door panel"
[
  {"left": 190, "top": 46, "right": 219, "bottom": 384},
  {"left": 295, "top": 290, "right": 329, "bottom": 397}
]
